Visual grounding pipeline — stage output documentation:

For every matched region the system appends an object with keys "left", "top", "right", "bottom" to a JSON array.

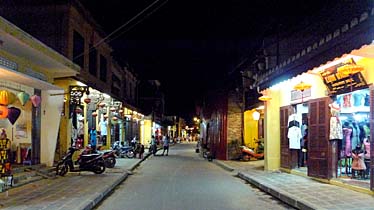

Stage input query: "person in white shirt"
[{"left": 99, "top": 118, "right": 108, "bottom": 146}]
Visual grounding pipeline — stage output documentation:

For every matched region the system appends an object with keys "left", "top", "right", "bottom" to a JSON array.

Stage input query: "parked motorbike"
[
  {"left": 56, "top": 147, "right": 106, "bottom": 176},
  {"left": 240, "top": 145, "right": 264, "bottom": 161},
  {"left": 112, "top": 141, "right": 135, "bottom": 158},
  {"left": 99, "top": 149, "right": 117, "bottom": 168},
  {"left": 82, "top": 146, "right": 117, "bottom": 168}
]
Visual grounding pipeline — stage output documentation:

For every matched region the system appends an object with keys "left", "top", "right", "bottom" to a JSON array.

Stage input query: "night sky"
[{"left": 80, "top": 0, "right": 339, "bottom": 120}]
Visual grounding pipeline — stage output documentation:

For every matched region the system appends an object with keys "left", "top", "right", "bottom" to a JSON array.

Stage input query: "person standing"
[
  {"left": 99, "top": 118, "right": 108, "bottom": 146},
  {"left": 162, "top": 135, "right": 169, "bottom": 156},
  {"left": 89, "top": 127, "right": 97, "bottom": 151}
]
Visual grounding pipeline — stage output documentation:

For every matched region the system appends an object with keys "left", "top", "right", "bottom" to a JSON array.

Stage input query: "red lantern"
[
  {"left": 84, "top": 98, "right": 91, "bottom": 104},
  {"left": 103, "top": 114, "right": 108, "bottom": 119},
  {"left": 112, "top": 116, "right": 118, "bottom": 121},
  {"left": 110, "top": 107, "right": 116, "bottom": 112},
  {"left": 0, "top": 105, "right": 8, "bottom": 118},
  {"left": 119, "top": 109, "right": 124, "bottom": 113},
  {"left": 92, "top": 112, "right": 98, "bottom": 117}
]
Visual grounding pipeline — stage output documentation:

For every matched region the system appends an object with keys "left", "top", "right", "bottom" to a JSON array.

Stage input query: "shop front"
[{"left": 263, "top": 47, "right": 374, "bottom": 191}]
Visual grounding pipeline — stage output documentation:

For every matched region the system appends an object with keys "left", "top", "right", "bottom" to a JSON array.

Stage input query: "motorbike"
[
  {"left": 56, "top": 147, "right": 106, "bottom": 176},
  {"left": 112, "top": 141, "right": 135, "bottom": 158},
  {"left": 99, "top": 149, "right": 117, "bottom": 168},
  {"left": 83, "top": 146, "right": 117, "bottom": 168},
  {"left": 240, "top": 145, "right": 264, "bottom": 161}
]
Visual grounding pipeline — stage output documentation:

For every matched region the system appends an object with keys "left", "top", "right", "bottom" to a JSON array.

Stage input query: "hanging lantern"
[
  {"left": 119, "top": 109, "right": 124, "bottom": 114},
  {"left": 110, "top": 107, "right": 116, "bottom": 112},
  {"left": 0, "top": 90, "right": 16, "bottom": 106},
  {"left": 103, "top": 114, "right": 108, "bottom": 119},
  {"left": 337, "top": 63, "right": 364, "bottom": 76},
  {"left": 0, "top": 105, "right": 8, "bottom": 118},
  {"left": 92, "top": 112, "right": 98, "bottom": 117},
  {"left": 7, "top": 107, "right": 21, "bottom": 125},
  {"left": 30, "top": 95, "right": 41, "bottom": 107},
  {"left": 252, "top": 111, "right": 261, "bottom": 121},
  {"left": 294, "top": 81, "right": 312, "bottom": 103},
  {"left": 83, "top": 98, "right": 91, "bottom": 104},
  {"left": 17, "top": 92, "right": 30, "bottom": 106},
  {"left": 112, "top": 116, "right": 118, "bottom": 121},
  {"left": 293, "top": 81, "right": 312, "bottom": 92},
  {"left": 258, "top": 94, "right": 272, "bottom": 101},
  {"left": 99, "top": 102, "right": 106, "bottom": 108}
]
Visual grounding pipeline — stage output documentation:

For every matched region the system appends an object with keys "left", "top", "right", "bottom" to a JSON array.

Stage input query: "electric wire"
[
  {"left": 106, "top": 0, "right": 169, "bottom": 45},
  {"left": 73, "top": 0, "right": 168, "bottom": 60}
]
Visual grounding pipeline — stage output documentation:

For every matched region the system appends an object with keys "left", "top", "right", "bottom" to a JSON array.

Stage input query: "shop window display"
[{"left": 336, "top": 88, "right": 370, "bottom": 180}]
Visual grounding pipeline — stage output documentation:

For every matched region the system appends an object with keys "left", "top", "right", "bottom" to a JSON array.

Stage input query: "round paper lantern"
[
  {"left": 84, "top": 98, "right": 91, "bottom": 104},
  {"left": 30, "top": 95, "right": 41, "bottom": 107},
  {"left": 0, "top": 105, "right": 8, "bottom": 118},
  {"left": 103, "top": 114, "right": 108, "bottom": 119},
  {"left": 92, "top": 112, "right": 98, "bottom": 117},
  {"left": 7, "top": 107, "right": 21, "bottom": 125},
  {"left": 112, "top": 116, "right": 118, "bottom": 121},
  {"left": 0, "top": 90, "right": 16, "bottom": 105},
  {"left": 17, "top": 92, "right": 30, "bottom": 106},
  {"left": 118, "top": 109, "right": 123, "bottom": 113},
  {"left": 110, "top": 107, "right": 116, "bottom": 112}
]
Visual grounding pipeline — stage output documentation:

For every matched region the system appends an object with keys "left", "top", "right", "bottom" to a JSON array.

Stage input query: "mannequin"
[
  {"left": 351, "top": 145, "right": 366, "bottom": 179},
  {"left": 329, "top": 101, "right": 343, "bottom": 140}
]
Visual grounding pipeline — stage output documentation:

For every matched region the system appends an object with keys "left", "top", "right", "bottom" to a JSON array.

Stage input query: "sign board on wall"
[{"left": 320, "top": 64, "right": 367, "bottom": 95}]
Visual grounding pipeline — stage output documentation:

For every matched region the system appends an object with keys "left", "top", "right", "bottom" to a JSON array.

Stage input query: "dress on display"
[
  {"left": 343, "top": 127, "right": 352, "bottom": 157},
  {"left": 329, "top": 103, "right": 343, "bottom": 140},
  {"left": 351, "top": 149, "right": 366, "bottom": 170}
]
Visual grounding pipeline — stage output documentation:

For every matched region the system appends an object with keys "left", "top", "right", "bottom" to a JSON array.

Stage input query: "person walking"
[
  {"left": 150, "top": 135, "right": 157, "bottom": 155},
  {"left": 162, "top": 135, "right": 169, "bottom": 156},
  {"left": 89, "top": 127, "right": 97, "bottom": 151},
  {"left": 139, "top": 143, "right": 145, "bottom": 159}
]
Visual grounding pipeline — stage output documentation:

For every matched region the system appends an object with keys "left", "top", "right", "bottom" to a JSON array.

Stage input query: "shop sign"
[
  {"left": 291, "top": 88, "right": 311, "bottom": 101},
  {"left": 320, "top": 65, "right": 367, "bottom": 95}
]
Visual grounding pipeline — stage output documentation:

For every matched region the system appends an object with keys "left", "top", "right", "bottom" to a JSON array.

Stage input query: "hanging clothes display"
[
  {"left": 329, "top": 102, "right": 343, "bottom": 140},
  {"left": 287, "top": 113, "right": 302, "bottom": 149}
]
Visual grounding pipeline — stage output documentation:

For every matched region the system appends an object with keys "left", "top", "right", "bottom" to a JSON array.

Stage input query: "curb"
[
  {"left": 237, "top": 172, "right": 323, "bottom": 210},
  {"left": 82, "top": 153, "right": 151, "bottom": 210},
  {"left": 213, "top": 160, "right": 235, "bottom": 172}
]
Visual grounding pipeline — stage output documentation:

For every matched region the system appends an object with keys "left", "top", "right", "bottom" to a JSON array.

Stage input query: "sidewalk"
[
  {"left": 0, "top": 152, "right": 152, "bottom": 210},
  {"left": 214, "top": 160, "right": 374, "bottom": 210}
]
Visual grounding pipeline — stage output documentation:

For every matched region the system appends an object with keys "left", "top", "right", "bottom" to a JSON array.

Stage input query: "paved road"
[{"left": 96, "top": 143, "right": 294, "bottom": 210}]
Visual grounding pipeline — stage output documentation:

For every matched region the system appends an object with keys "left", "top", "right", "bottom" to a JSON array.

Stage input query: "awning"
[
  {"left": 0, "top": 65, "right": 63, "bottom": 90},
  {"left": 258, "top": 17, "right": 374, "bottom": 90}
]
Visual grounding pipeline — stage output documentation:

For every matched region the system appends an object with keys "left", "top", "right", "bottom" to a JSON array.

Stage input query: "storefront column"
[{"left": 264, "top": 89, "right": 281, "bottom": 171}]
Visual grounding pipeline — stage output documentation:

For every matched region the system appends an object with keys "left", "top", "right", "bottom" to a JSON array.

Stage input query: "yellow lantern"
[
  {"left": 294, "top": 81, "right": 312, "bottom": 103},
  {"left": 258, "top": 95, "right": 272, "bottom": 102},
  {"left": 0, "top": 90, "right": 16, "bottom": 106}
]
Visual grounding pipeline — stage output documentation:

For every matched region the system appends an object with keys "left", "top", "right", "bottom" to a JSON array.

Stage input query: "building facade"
[{"left": 244, "top": 1, "right": 374, "bottom": 191}]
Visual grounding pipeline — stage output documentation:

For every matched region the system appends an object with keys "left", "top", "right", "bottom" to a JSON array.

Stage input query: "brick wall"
[{"left": 226, "top": 90, "right": 243, "bottom": 159}]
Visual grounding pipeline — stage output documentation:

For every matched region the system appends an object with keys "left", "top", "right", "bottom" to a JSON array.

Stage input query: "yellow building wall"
[
  {"left": 143, "top": 119, "right": 152, "bottom": 146},
  {"left": 264, "top": 88, "right": 281, "bottom": 171},
  {"left": 243, "top": 110, "right": 258, "bottom": 149}
]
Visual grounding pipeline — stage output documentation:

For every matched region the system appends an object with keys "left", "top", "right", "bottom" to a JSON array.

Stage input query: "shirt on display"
[{"left": 288, "top": 126, "right": 301, "bottom": 149}]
